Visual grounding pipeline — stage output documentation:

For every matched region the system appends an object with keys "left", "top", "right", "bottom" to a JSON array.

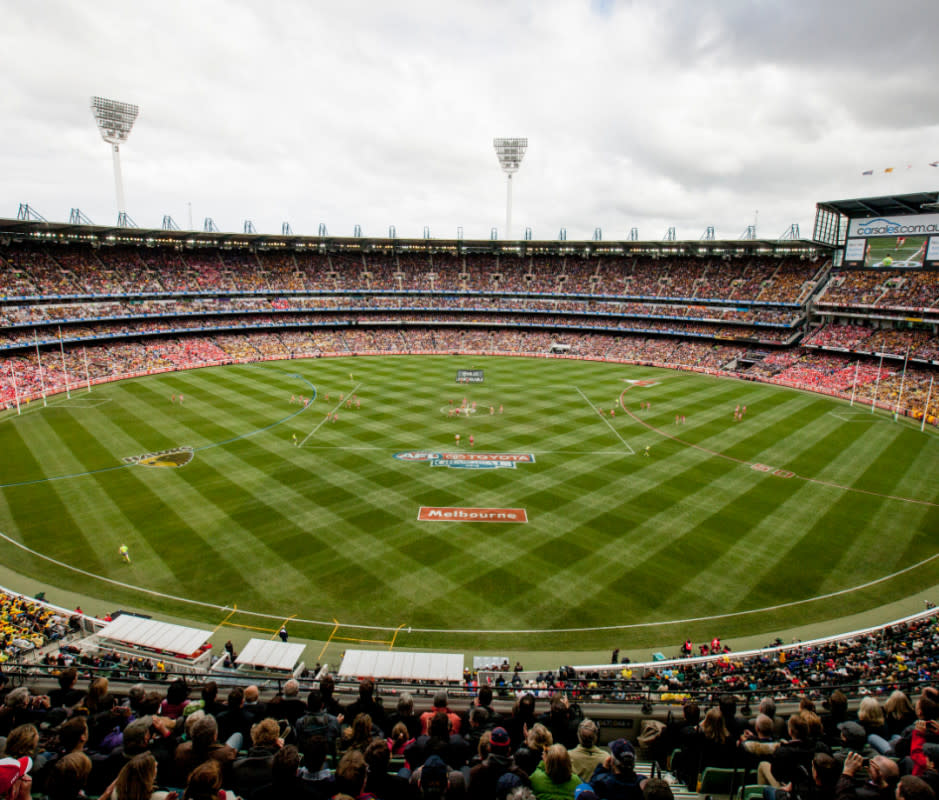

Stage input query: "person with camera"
[{"left": 833, "top": 752, "right": 898, "bottom": 800}]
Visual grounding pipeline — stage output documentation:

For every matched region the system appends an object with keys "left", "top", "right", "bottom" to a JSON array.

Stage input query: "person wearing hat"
[
  {"left": 468, "top": 727, "right": 530, "bottom": 800},
  {"left": 0, "top": 755, "right": 32, "bottom": 800},
  {"left": 413, "top": 754, "right": 462, "bottom": 800},
  {"left": 588, "top": 739, "right": 646, "bottom": 800}
]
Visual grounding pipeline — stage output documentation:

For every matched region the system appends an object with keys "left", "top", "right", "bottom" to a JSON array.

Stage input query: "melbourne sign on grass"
[{"left": 417, "top": 507, "right": 528, "bottom": 522}]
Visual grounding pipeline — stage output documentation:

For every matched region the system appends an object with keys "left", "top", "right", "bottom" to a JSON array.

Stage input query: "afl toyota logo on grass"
[{"left": 123, "top": 446, "right": 194, "bottom": 468}]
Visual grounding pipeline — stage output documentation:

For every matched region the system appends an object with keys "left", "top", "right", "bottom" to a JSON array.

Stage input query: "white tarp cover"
[
  {"left": 339, "top": 649, "right": 464, "bottom": 682},
  {"left": 236, "top": 639, "right": 306, "bottom": 672},
  {"left": 96, "top": 615, "right": 211, "bottom": 657}
]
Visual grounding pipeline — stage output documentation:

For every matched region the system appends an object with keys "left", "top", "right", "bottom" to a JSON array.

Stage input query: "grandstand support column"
[
  {"left": 8, "top": 363, "right": 20, "bottom": 414},
  {"left": 922, "top": 377, "right": 934, "bottom": 432}
]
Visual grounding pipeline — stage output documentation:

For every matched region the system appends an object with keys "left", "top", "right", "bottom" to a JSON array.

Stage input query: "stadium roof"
[
  {"left": 816, "top": 192, "right": 939, "bottom": 218},
  {"left": 0, "top": 217, "right": 826, "bottom": 257},
  {"left": 235, "top": 638, "right": 306, "bottom": 672},
  {"left": 338, "top": 649, "right": 465, "bottom": 682}
]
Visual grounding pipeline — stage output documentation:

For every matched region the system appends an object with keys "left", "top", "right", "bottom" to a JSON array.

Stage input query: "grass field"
[{"left": 0, "top": 355, "right": 937, "bottom": 654}]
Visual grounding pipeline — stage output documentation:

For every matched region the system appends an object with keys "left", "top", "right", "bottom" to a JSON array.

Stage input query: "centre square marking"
[{"left": 417, "top": 506, "right": 529, "bottom": 523}]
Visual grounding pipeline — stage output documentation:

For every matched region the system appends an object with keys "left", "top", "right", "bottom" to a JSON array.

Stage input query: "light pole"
[
  {"left": 90, "top": 96, "right": 139, "bottom": 225},
  {"left": 493, "top": 138, "right": 527, "bottom": 239}
]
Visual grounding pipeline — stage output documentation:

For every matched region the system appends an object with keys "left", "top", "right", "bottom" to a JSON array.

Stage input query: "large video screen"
[{"left": 846, "top": 213, "right": 939, "bottom": 268}]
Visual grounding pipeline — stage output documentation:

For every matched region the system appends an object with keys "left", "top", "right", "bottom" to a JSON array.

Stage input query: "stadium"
[
  {"left": 1, "top": 188, "right": 938, "bottom": 796},
  {"left": 2, "top": 4, "right": 939, "bottom": 795}
]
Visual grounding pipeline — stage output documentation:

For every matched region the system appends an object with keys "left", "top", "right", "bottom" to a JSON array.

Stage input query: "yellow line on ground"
[
  {"left": 317, "top": 619, "right": 340, "bottom": 663},
  {"left": 389, "top": 623, "right": 407, "bottom": 650},
  {"left": 211, "top": 605, "right": 238, "bottom": 636},
  {"left": 221, "top": 621, "right": 279, "bottom": 633},
  {"left": 333, "top": 635, "right": 393, "bottom": 645}
]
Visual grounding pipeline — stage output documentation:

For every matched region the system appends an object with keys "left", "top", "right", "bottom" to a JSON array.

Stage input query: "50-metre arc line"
[
  {"left": 617, "top": 387, "right": 939, "bottom": 508},
  {"left": 0, "top": 366, "right": 317, "bottom": 490}
]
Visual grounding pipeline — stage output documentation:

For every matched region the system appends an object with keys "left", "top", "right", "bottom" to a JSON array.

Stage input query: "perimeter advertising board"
[{"left": 843, "top": 213, "right": 939, "bottom": 268}]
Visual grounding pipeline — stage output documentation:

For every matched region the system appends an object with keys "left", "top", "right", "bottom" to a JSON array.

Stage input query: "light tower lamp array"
[
  {"left": 90, "top": 96, "right": 139, "bottom": 227},
  {"left": 493, "top": 138, "right": 528, "bottom": 239}
]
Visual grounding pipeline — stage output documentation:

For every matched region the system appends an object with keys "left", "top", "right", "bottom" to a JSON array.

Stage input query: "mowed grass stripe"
[
  {"left": 32, "top": 410, "right": 189, "bottom": 587},
  {"left": 0, "top": 419, "right": 110, "bottom": 575}
]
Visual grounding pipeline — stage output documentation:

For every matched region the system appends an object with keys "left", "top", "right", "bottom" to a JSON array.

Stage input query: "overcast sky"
[{"left": 2, "top": 0, "right": 938, "bottom": 242}]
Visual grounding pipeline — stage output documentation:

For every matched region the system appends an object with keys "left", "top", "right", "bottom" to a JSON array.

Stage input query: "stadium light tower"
[
  {"left": 493, "top": 138, "right": 527, "bottom": 239},
  {"left": 90, "top": 96, "right": 139, "bottom": 223}
]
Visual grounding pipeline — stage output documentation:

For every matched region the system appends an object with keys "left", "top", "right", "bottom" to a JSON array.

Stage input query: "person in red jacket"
[
  {"left": 911, "top": 689, "right": 939, "bottom": 777},
  {"left": 420, "top": 691, "right": 462, "bottom": 736}
]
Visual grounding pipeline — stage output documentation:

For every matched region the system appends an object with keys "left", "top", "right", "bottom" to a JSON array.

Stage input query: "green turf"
[{"left": 0, "top": 355, "right": 936, "bottom": 652}]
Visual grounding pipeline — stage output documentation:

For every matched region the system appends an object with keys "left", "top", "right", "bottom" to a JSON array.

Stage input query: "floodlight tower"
[
  {"left": 493, "top": 138, "right": 527, "bottom": 239},
  {"left": 90, "top": 96, "right": 139, "bottom": 223}
]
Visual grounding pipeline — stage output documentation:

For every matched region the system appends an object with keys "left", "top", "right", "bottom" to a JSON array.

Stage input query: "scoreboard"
[{"left": 842, "top": 212, "right": 939, "bottom": 268}]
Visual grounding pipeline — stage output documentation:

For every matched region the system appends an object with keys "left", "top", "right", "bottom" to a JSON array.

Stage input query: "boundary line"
[
  {"left": 1, "top": 526, "right": 935, "bottom": 634},
  {"left": 297, "top": 382, "right": 362, "bottom": 448},
  {"left": 576, "top": 386, "right": 634, "bottom": 454}
]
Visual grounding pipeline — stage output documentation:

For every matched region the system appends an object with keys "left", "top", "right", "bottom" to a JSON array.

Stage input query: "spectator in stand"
[
  {"left": 269, "top": 679, "right": 307, "bottom": 727},
  {"left": 172, "top": 714, "right": 237, "bottom": 790},
  {"left": 537, "top": 695, "right": 580, "bottom": 750},
  {"left": 515, "top": 724, "right": 554, "bottom": 777},
  {"left": 757, "top": 713, "right": 817, "bottom": 797},
  {"left": 405, "top": 711, "right": 470, "bottom": 772},
  {"left": 364, "top": 739, "right": 410, "bottom": 800},
  {"left": 896, "top": 775, "right": 937, "bottom": 800},
  {"left": 588, "top": 738, "right": 646, "bottom": 800},
  {"left": 338, "top": 713, "right": 381, "bottom": 758},
  {"left": 344, "top": 679, "right": 386, "bottom": 736},
  {"left": 182, "top": 760, "right": 232, "bottom": 800},
  {"left": 911, "top": 690, "right": 939, "bottom": 777},
  {"left": 247, "top": 744, "right": 307, "bottom": 800},
  {"left": 49, "top": 668, "right": 83, "bottom": 710},
  {"left": 569, "top": 719, "right": 607, "bottom": 783},
  {"left": 469, "top": 727, "right": 531, "bottom": 800},
  {"left": 44, "top": 751, "right": 92, "bottom": 800},
  {"left": 158, "top": 680, "right": 190, "bottom": 720},
  {"left": 529, "top": 744, "right": 580, "bottom": 800},
  {"left": 506, "top": 695, "right": 538, "bottom": 752},
  {"left": 216, "top": 687, "right": 252, "bottom": 750},
  {"left": 885, "top": 692, "right": 918, "bottom": 736},
  {"left": 386, "top": 693, "right": 421, "bottom": 742},
  {"left": 420, "top": 692, "right": 462, "bottom": 737},
  {"left": 230, "top": 718, "right": 282, "bottom": 798},
  {"left": 834, "top": 752, "right": 898, "bottom": 800},
  {"left": 99, "top": 751, "right": 170, "bottom": 800}
]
